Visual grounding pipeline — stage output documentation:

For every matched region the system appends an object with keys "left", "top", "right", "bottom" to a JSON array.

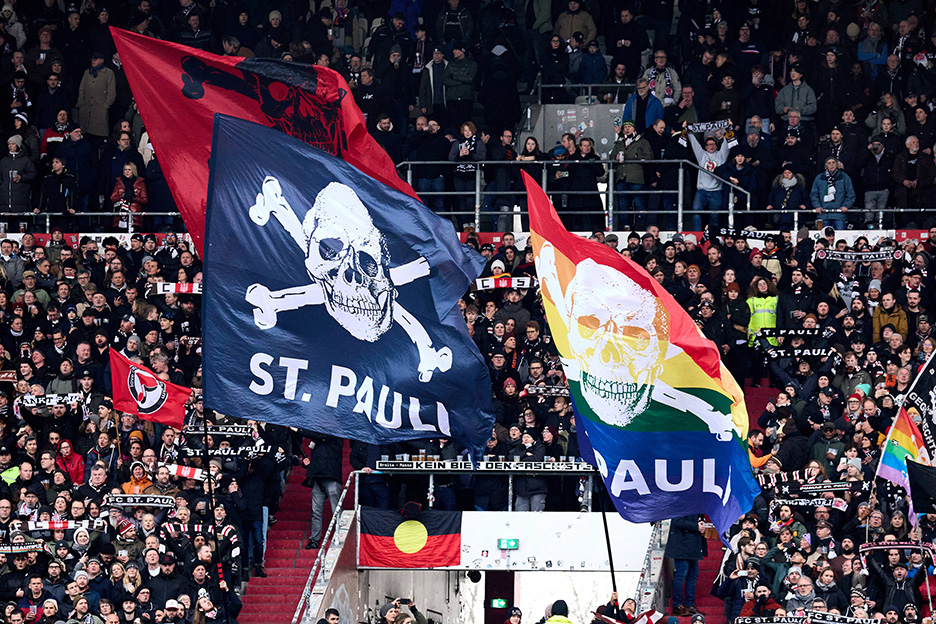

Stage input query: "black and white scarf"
[{"left": 646, "top": 66, "right": 675, "bottom": 98}]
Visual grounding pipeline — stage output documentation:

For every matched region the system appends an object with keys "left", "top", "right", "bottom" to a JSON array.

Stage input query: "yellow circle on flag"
[{"left": 393, "top": 520, "right": 429, "bottom": 554}]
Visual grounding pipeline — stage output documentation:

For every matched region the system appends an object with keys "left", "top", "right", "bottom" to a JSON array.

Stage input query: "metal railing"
[
  {"left": 398, "top": 158, "right": 752, "bottom": 232},
  {"left": 291, "top": 471, "right": 358, "bottom": 624},
  {"left": 369, "top": 459, "right": 597, "bottom": 511},
  {"left": 0, "top": 211, "right": 181, "bottom": 234},
  {"left": 637, "top": 519, "right": 669, "bottom": 613}
]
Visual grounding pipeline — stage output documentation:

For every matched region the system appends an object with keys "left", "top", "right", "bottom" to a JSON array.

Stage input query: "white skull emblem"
[
  {"left": 303, "top": 182, "right": 395, "bottom": 342},
  {"left": 565, "top": 259, "right": 668, "bottom": 427}
]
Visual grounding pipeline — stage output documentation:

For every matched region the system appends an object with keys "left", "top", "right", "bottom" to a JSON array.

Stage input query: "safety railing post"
[
  {"left": 474, "top": 167, "right": 482, "bottom": 231},
  {"left": 606, "top": 162, "right": 614, "bottom": 231},
  {"left": 677, "top": 163, "right": 684, "bottom": 232},
  {"left": 728, "top": 188, "right": 735, "bottom": 229}
]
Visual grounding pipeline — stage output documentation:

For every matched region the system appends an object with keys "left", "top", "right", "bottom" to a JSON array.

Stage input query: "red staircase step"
[{"left": 240, "top": 439, "right": 353, "bottom": 624}]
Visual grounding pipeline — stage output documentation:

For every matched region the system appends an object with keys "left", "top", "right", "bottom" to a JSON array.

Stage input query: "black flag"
[{"left": 906, "top": 459, "right": 936, "bottom": 514}]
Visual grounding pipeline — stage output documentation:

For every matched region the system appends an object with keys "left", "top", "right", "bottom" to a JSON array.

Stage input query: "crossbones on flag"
[
  {"left": 110, "top": 28, "right": 417, "bottom": 255},
  {"left": 202, "top": 115, "right": 494, "bottom": 450},
  {"left": 525, "top": 172, "right": 758, "bottom": 538},
  {"left": 110, "top": 349, "right": 190, "bottom": 429}
]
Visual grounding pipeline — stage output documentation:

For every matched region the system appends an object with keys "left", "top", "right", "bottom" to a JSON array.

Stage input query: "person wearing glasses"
[{"left": 643, "top": 49, "right": 681, "bottom": 107}]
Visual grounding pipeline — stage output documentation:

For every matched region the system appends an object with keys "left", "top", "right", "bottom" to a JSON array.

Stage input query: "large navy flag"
[{"left": 202, "top": 115, "right": 494, "bottom": 449}]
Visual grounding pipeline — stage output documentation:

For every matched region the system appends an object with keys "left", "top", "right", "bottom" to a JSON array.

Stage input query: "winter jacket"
[
  {"left": 110, "top": 176, "right": 147, "bottom": 229},
  {"left": 862, "top": 148, "right": 895, "bottom": 191},
  {"left": 873, "top": 302, "right": 909, "bottom": 341},
  {"left": 514, "top": 441, "right": 546, "bottom": 497},
  {"left": 300, "top": 432, "right": 343, "bottom": 483},
  {"left": 435, "top": 5, "right": 474, "bottom": 44},
  {"left": 76, "top": 67, "right": 116, "bottom": 137},
  {"left": 552, "top": 9, "right": 596, "bottom": 45},
  {"left": 56, "top": 137, "right": 97, "bottom": 194},
  {"left": 56, "top": 442, "right": 84, "bottom": 484},
  {"left": 809, "top": 170, "right": 856, "bottom": 211},
  {"left": 622, "top": 93, "right": 665, "bottom": 134},
  {"left": 0, "top": 150, "right": 36, "bottom": 213},
  {"left": 442, "top": 57, "right": 477, "bottom": 102},
  {"left": 418, "top": 60, "right": 447, "bottom": 114},
  {"left": 610, "top": 134, "right": 653, "bottom": 185},
  {"left": 38, "top": 170, "right": 76, "bottom": 215},
  {"left": 665, "top": 515, "right": 707, "bottom": 560},
  {"left": 765, "top": 178, "right": 809, "bottom": 225},
  {"left": 775, "top": 81, "right": 818, "bottom": 120}
]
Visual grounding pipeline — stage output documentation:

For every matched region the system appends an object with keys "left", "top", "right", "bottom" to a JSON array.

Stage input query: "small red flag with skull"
[
  {"left": 110, "top": 349, "right": 190, "bottom": 429},
  {"left": 111, "top": 27, "right": 418, "bottom": 257}
]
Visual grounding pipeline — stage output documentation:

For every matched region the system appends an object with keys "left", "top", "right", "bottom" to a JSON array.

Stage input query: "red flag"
[
  {"left": 109, "top": 349, "right": 189, "bottom": 429},
  {"left": 111, "top": 28, "right": 418, "bottom": 255}
]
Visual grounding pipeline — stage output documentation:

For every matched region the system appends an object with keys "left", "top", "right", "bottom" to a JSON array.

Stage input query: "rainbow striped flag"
[
  {"left": 877, "top": 407, "right": 932, "bottom": 508},
  {"left": 524, "top": 173, "right": 759, "bottom": 537}
]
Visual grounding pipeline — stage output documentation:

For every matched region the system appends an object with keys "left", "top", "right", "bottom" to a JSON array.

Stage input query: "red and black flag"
[
  {"left": 110, "top": 349, "right": 190, "bottom": 429},
  {"left": 110, "top": 28, "right": 418, "bottom": 255},
  {"left": 359, "top": 507, "right": 461, "bottom": 568}
]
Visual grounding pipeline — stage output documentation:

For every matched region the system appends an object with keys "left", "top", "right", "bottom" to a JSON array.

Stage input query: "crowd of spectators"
[
  {"left": 0, "top": 230, "right": 319, "bottom": 624},
  {"left": 7, "top": 1, "right": 936, "bottom": 624},
  {"left": 8, "top": 0, "right": 936, "bottom": 233}
]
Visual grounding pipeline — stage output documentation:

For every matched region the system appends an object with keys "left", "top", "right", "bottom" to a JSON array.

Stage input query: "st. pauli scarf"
[
  {"left": 151, "top": 282, "right": 202, "bottom": 295},
  {"left": 104, "top": 494, "right": 176, "bottom": 508},
  {"left": 183, "top": 424, "right": 256, "bottom": 437},
  {"left": 475, "top": 276, "right": 534, "bottom": 290},
  {"left": 782, "top": 481, "right": 864, "bottom": 496},
  {"left": 23, "top": 519, "right": 108, "bottom": 532},
  {"left": 647, "top": 66, "right": 676, "bottom": 100},
  {"left": 687, "top": 120, "right": 732, "bottom": 133},
  {"left": 158, "top": 522, "right": 239, "bottom": 541},
  {"left": 158, "top": 462, "right": 207, "bottom": 481},
  {"left": 816, "top": 248, "right": 903, "bottom": 262},
  {"left": 767, "top": 347, "right": 837, "bottom": 359},
  {"left": 757, "top": 469, "right": 813, "bottom": 489},
  {"left": 179, "top": 445, "right": 272, "bottom": 458},
  {"left": 768, "top": 497, "right": 847, "bottom": 521},
  {"left": 758, "top": 328, "right": 821, "bottom": 338},
  {"left": 805, "top": 611, "right": 876, "bottom": 624}
]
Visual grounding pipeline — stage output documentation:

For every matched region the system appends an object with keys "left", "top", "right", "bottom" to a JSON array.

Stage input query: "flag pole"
[
  {"left": 597, "top": 479, "right": 618, "bottom": 593},
  {"left": 920, "top": 529, "right": 934, "bottom": 614},
  {"left": 200, "top": 406, "right": 232, "bottom": 624}
]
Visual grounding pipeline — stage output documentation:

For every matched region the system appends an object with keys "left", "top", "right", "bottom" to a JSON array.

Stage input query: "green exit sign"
[
  {"left": 491, "top": 599, "right": 508, "bottom": 609},
  {"left": 498, "top": 538, "right": 519, "bottom": 550}
]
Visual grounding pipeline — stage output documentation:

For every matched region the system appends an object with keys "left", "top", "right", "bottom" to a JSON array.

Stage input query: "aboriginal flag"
[
  {"left": 359, "top": 507, "right": 461, "bottom": 568},
  {"left": 110, "top": 28, "right": 418, "bottom": 256}
]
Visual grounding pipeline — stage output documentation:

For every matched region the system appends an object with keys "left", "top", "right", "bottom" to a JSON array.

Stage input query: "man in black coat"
[
  {"left": 147, "top": 553, "right": 188, "bottom": 609},
  {"left": 299, "top": 432, "right": 343, "bottom": 550},
  {"left": 665, "top": 514, "right": 707, "bottom": 616}
]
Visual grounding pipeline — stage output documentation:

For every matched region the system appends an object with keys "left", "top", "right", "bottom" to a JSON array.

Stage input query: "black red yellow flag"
[{"left": 359, "top": 507, "right": 461, "bottom": 568}]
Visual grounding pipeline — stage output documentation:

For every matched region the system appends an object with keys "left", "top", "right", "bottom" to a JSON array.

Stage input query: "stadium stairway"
[
  {"left": 693, "top": 536, "right": 728, "bottom": 624},
  {"left": 678, "top": 382, "right": 775, "bottom": 624},
  {"left": 238, "top": 442, "right": 352, "bottom": 624}
]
